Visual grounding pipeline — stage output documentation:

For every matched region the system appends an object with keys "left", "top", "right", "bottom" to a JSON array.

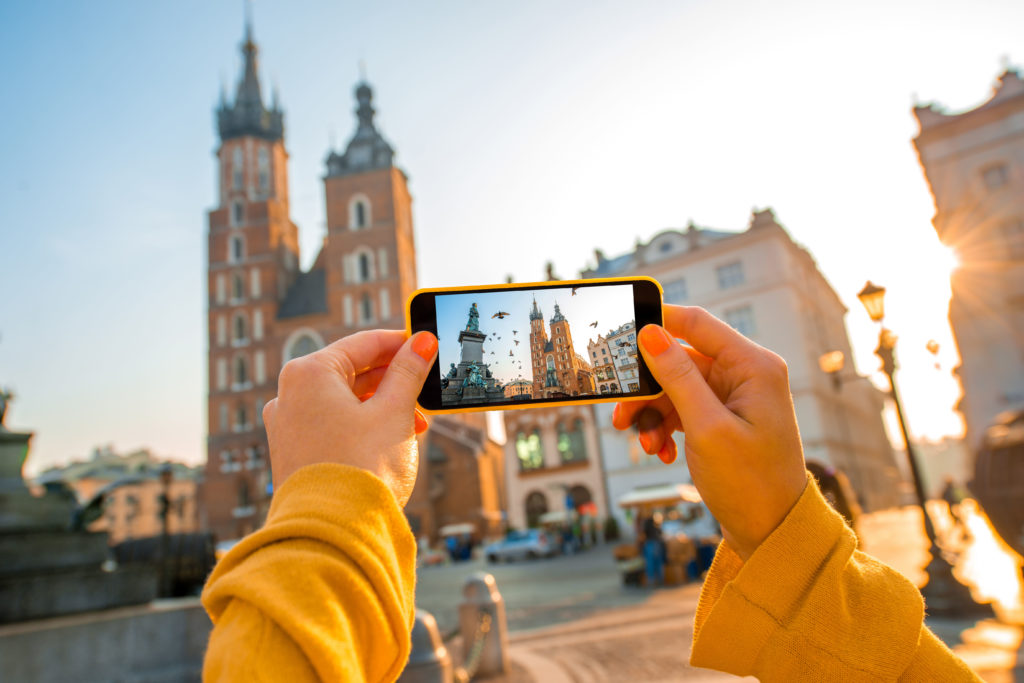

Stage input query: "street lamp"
[{"left": 856, "top": 281, "right": 990, "bottom": 616}]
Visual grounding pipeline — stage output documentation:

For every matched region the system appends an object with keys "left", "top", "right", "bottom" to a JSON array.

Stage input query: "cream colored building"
[
  {"left": 582, "top": 209, "right": 902, "bottom": 528},
  {"left": 912, "top": 68, "right": 1024, "bottom": 452},
  {"left": 502, "top": 404, "right": 609, "bottom": 530},
  {"left": 586, "top": 336, "right": 621, "bottom": 394}
]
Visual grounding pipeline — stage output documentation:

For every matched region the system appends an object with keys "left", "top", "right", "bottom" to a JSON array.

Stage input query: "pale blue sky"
[{"left": 2, "top": 1, "right": 1021, "bottom": 472}]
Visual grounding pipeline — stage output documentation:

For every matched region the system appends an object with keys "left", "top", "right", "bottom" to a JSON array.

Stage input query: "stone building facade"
[
  {"left": 586, "top": 336, "right": 621, "bottom": 394},
  {"left": 912, "top": 68, "right": 1024, "bottom": 452},
  {"left": 502, "top": 405, "right": 608, "bottom": 530},
  {"left": 203, "top": 22, "right": 493, "bottom": 541},
  {"left": 583, "top": 209, "right": 902, "bottom": 524}
]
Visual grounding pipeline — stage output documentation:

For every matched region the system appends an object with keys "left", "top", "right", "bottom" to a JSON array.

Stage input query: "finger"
[
  {"left": 352, "top": 366, "right": 389, "bottom": 398},
  {"left": 262, "top": 397, "right": 277, "bottom": 426},
  {"left": 312, "top": 329, "right": 408, "bottom": 387},
  {"left": 614, "top": 394, "right": 677, "bottom": 431},
  {"left": 657, "top": 436, "right": 678, "bottom": 465},
  {"left": 638, "top": 323, "right": 732, "bottom": 434},
  {"left": 372, "top": 331, "right": 438, "bottom": 414},
  {"left": 663, "top": 305, "right": 757, "bottom": 360},
  {"left": 637, "top": 406, "right": 666, "bottom": 454}
]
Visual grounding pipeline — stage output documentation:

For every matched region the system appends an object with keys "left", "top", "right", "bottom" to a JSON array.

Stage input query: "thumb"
[
  {"left": 373, "top": 331, "right": 437, "bottom": 413},
  {"left": 637, "top": 324, "right": 728, "bottom": 434}
]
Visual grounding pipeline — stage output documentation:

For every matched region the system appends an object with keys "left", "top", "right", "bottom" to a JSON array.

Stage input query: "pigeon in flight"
[
  {"left": 492, "top": 311, "right": 510, "bottom": 319},
  {"left": 509, "top": 351, "right": 514, "bottom": 357},
  {"left": 571, "top": 287, "right": 579, "bottom": 296},
  {"left": 512, "top": 330, "right": 517, "bottom": 335},
  {"left": 514, "top": 340, "right": 520, "bottom": 345},
  {"left": 590, "top": 321, "right": 599, "bottom": 328}
]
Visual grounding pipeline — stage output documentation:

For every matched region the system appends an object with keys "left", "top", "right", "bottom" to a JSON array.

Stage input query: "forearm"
[
  {"left": 691, "top": 477, "right": 981, "bottom": 681},
  {"left": 202, "top": 464, "right": 417, "bottom": 682}
]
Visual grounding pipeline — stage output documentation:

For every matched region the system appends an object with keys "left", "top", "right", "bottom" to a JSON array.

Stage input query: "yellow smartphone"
[{"left": 406, "top": 276, "right": 664, "bottom": 414}]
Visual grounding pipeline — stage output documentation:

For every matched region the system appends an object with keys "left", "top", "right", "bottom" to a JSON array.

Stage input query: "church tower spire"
[{"left": 217, "top": 17, "right": 284, "bottom": 142}]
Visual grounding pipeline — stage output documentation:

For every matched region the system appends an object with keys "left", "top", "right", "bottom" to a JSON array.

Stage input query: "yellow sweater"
[{"left": 203, "top": 464, "right": 978, "bottom": 682}]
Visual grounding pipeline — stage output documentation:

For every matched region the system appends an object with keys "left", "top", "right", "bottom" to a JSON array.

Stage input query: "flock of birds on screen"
[{"left": 457, "top": 287, "right": 600, "bottom": 384}]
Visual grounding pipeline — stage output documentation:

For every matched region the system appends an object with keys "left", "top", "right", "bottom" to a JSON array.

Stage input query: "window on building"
[
  {"left": 236, "top": 403, "right": 248, "bottom": 431},
  {"left": 557, "top": 419, "right": 587, "bottom": 464},
  {"left": 216, "top": 358, "right": 228, "bottom": 390},
  {"left": 232, "top": 148, "right": 243, "bottom": 189},
  {"left": 233, "top": 314, "right": 247, "bottom": 343},
  {"left": 215, "top": 275, "right": 226, "bottom": 304},
  {"left": 982, "top": 163, "right": 1009, "bottom": 191},
  {"left": 288, "top": 334, "right": 320, "bottom": 360},
  {"left": 358, "top": 252, "right": 372, "bottom": 282},
  {"left": 253, "top": 310, "right": 263, "bottom": 340},
  {"left": 663, "top": 278, "right": 688, "bottom": 304},
  {"left": 229, "top": 235, "right": 245, "bottom": 263},
  {"left": 716, "top": 261, "right": 745, "bottom": 289},
  {"left": 516, "top": 429, "right": 544, "bottom": 471},
  {"left": 360, "top": 293, "right": 373, "bottom": 323},
  {"left": 724, "top": 304, "right": 756, "bottom": 338},
  {"left": 219, "top": 403, "right": 229, "bottom": 431},
  {"left": 250, "top": 268, "right": 260, "bottom": 297},
  {"left": 238, "top": 479, "right": 251, "bottom": 508},
  {"left": 350, "top": 197, "right": 370, "bottom": 230},
  {"left": 232, "top": 273, "right": 244, "bottom": 301},
  {"left": 216, "top": 316, "right": 226, "bottom": 346},
  {"left": 258, "top": 148, "right": 270, "bottom": 193},
  {"left": 232, "top": 202, "right": 244, "bottom": 227},
  {"left": 234, "top": 356, "right": 249, "bottom": 387}
]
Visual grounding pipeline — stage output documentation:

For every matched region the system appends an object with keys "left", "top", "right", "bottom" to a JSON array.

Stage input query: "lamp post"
[
  {"left": 158, "top": 462, "right": 173, "bottom": 597},
  {"left": 856, "top": 281, "right": 990, "bottom": 616}
]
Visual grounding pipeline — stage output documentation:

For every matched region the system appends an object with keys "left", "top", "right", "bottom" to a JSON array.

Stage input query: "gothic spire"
[
  {"left": 550, "top": 302, "right": 566, "bottom": 323},
  {"left": 216, "top": 15, "right": 284, "bottom": 142},
  {"left": 529, "top": 297, "right": 543, "bottom": 321},
  {"left": 325, "top": 80, "right": 395, "bottom": 177}
]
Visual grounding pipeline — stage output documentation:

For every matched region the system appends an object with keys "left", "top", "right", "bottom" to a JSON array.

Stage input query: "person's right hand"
[{"left": 612, "top": 305, "right": 808, "bottom": 561}]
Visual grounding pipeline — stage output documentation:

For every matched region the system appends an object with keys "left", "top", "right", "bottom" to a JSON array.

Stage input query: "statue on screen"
[
  {"left": 463, "top": 362, "right": 485, "bottom": 388},
  {"left": 466, "top": 303, "right": 480, "bottom": 332}
]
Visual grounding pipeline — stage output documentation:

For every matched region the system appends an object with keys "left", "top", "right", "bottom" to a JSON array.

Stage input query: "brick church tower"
[
  {"left": 204, "top": 20, "right": 417, "bottom": 541},
  {"left": 529, "top": 299, "right": 596, "bottom": 399}
]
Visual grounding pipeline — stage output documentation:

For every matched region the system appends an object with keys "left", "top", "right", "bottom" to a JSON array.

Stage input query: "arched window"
[
  {"left": 288, "top": 334, "right": 319, "bottom": 360},
  {"left": 515, "top": 429, "right": 543, "bottom": 470},
  {"left": 525, "top": 491, "right": 549, "bottom": 528},
  {"left": 257, "top": 148, "right": 270, "bottom": 192},
  {"left": 359, "top": 252, "right": 372, "bottom": 282},
  {"left": 556, "top": 419, "right": 587, "bottom": 463},
  {"left": 360, "top": 293, "right": 373, "bottom": 323},
  {"left": 232, "top": 273, "right": 245, "bottom": 301},
  {"left": 233, "top": 314, "right": 247, "bottom": 343},
  {"left": 235, "top": 356, "right": 249, "bottom": 386},
  {"left": 349, "top": 195, "right": 371, "bottom": 230},
  {"left": 230, "top": 235, "right": 245, "bottom": 263},
  {"left": 232, "top": 148, "right": 243, "bottom": 189},
  {"left": 237, "top": 479, "right": 251, "bottom": 508}
]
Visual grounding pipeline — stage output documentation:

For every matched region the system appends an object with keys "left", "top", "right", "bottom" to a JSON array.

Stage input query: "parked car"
[{"left": 485, "top": 529, "right": 555, "bottom": 562}]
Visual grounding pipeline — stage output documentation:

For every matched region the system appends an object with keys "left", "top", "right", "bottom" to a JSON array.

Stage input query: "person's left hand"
[{"left": 261, "top": 329, "right": 437, "bottom": 506}]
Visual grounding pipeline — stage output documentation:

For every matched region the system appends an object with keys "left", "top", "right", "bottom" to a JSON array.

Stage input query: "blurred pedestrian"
[{"left": 642, "top": 514, "right": 665, "bottom": 587}]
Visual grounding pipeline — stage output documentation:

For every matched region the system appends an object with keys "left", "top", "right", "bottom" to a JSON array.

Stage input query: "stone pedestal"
[{"left": 458, "top": 329, "right": 486, "bottom": 365}]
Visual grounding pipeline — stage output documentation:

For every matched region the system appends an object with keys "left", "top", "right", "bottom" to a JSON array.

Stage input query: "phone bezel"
[{"left": 406, "top": 276, "right": 664, "bottom": 413}]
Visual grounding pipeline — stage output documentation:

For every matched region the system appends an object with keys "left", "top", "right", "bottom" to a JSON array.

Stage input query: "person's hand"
[
  {"left": 612, "top": 306, "right": 807, "bottom": 560},
  {"left": 262, "top": 329, "right": 437, "bottom": 506}
]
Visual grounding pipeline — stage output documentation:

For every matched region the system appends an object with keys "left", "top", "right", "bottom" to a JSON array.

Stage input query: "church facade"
[
  {"left": 528, "top": 300, "right": 596, "bottom": 399},
  {"left": 203, "top": 22, "right": 418, "bottom": 540}
]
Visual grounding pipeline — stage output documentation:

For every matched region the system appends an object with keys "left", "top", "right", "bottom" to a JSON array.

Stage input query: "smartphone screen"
[{"left": 408, "top": 277, "right": 663, "bottom": 413}]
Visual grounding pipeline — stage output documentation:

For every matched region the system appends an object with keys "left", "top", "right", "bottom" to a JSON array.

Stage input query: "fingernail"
[
  {"left": 414, "top": 409, "right": 429, "bottom": 434},
  {"left": 357, "top": 392, "right": 375, "bottom": 402},
  {"left": 411, "top": 332, "right": 438, "bottom": 362},
  {"left": 658, "top": 442, "right": 676, "bottom": 465},
  {"left": 611, "top": 403, "right": 621, "bottom": 426},
  {"left": 639, "top": 325, "right": 672, "bottom": 356}
]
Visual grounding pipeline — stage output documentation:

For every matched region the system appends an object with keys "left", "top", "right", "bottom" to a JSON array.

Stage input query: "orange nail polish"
[
  {"left": 611, "top": 403, "right": 621, "bottom": 426},
  {"left": 639, "top": 432, "right": 652, "bottom": 454},
  {"left": 411, "top": 333, "right": 438, "bottom": 362},
  {"left": 639, "top": 325, "right": 672, "bottom": 356},
  {"left": 658, "top": 442, "right": 676, "bottom": 465},
  {"left": 414, "top": 410, "right": 429, "bottom": 433}
]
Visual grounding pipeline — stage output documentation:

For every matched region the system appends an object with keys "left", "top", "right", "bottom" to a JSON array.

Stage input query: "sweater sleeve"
[
  {"left": 690, "top": 477, "right": 982, "bottom": 682},
  {"left": 201, "top": 463, "right": 417, "bottom": 683}
]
